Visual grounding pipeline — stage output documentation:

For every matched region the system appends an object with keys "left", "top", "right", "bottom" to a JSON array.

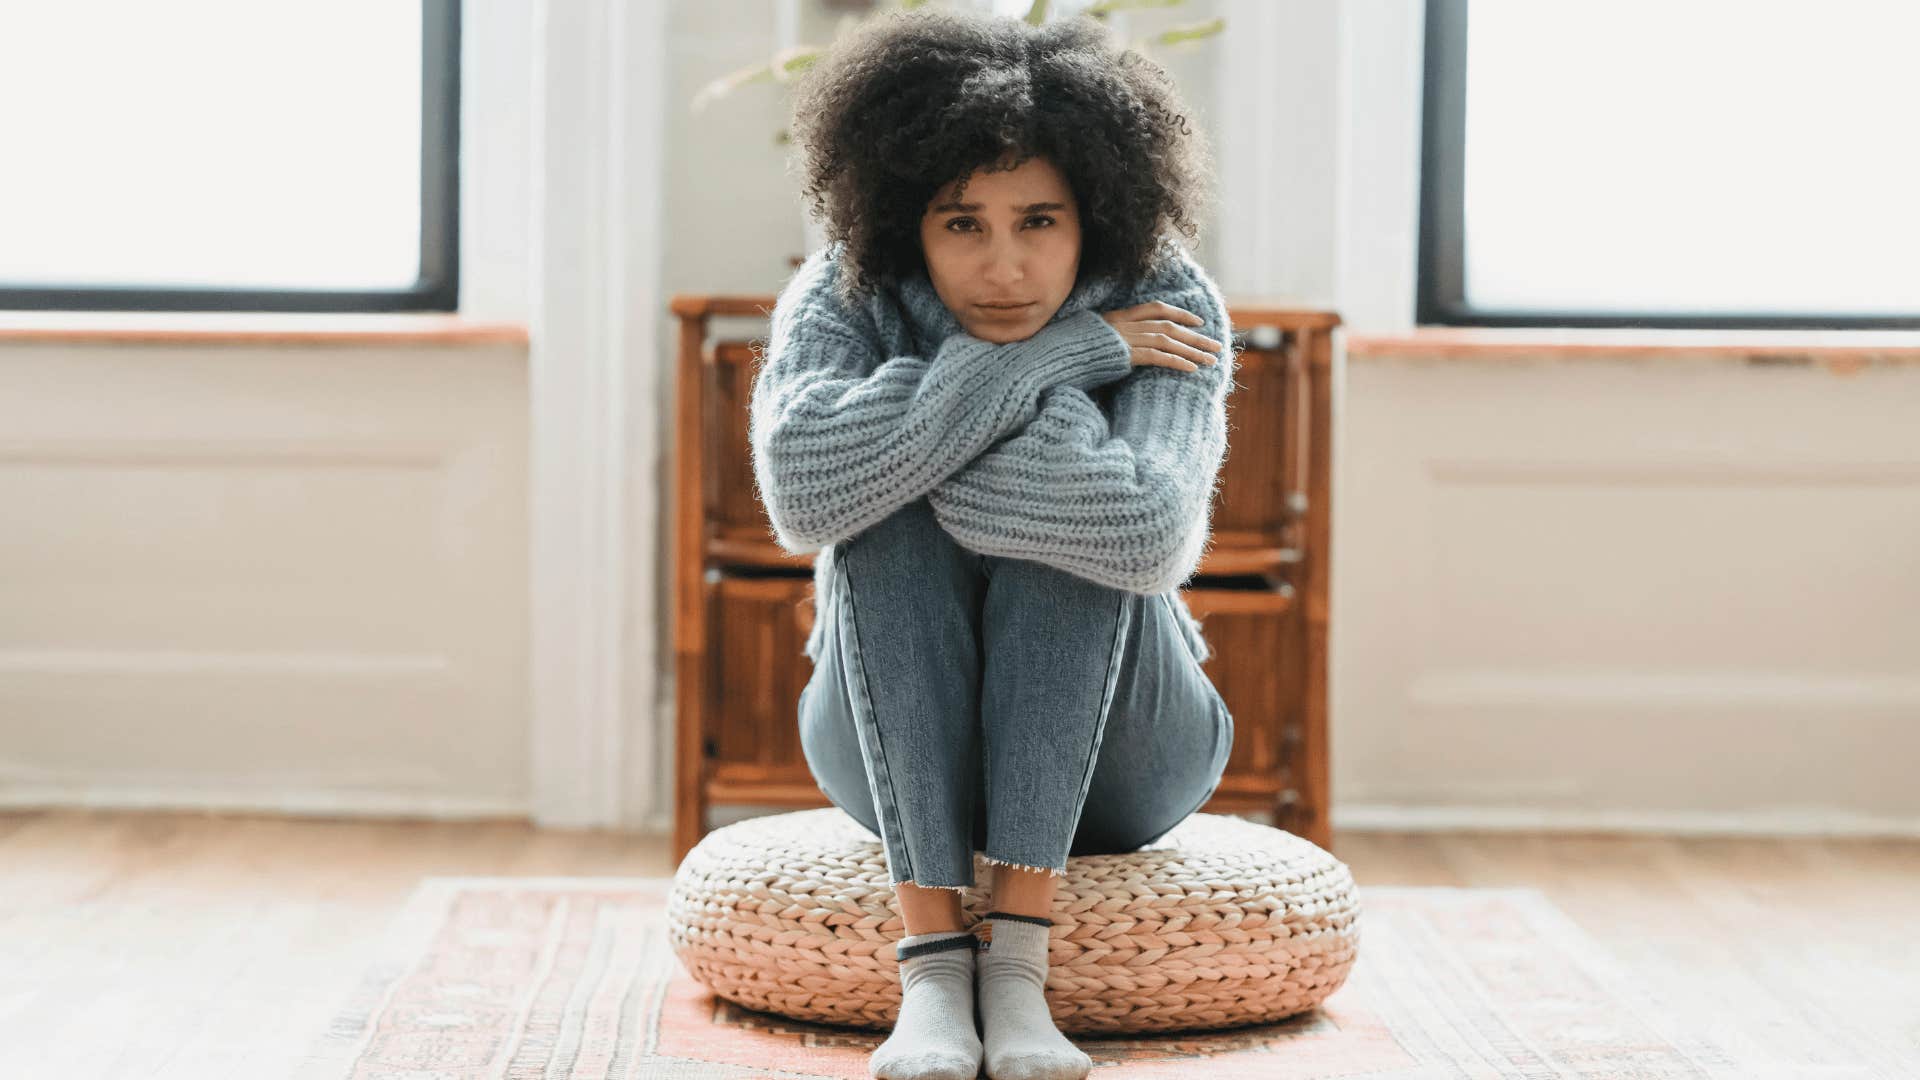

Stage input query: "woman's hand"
[{"left": 1099, "top": 301, "right": 1226, "bottom": 372}]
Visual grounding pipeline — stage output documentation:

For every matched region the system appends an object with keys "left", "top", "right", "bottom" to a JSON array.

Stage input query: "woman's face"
[{"left": 919, "top": 154, "right": 1083, "bottom": 343}]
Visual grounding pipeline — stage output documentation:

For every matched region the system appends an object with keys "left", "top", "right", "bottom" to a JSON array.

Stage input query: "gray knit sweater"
[{"left": 749, "top": 236, "right": 1235, "bottom": 665}]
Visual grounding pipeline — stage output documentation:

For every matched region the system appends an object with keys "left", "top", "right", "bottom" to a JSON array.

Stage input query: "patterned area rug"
[{"left": 295, "top": 878, "right": 1747, "bottom": 1079}]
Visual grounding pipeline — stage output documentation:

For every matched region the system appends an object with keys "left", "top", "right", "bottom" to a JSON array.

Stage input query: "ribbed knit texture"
[{"left": 749, "top": 237, "right": 1236, "bottom": 667}]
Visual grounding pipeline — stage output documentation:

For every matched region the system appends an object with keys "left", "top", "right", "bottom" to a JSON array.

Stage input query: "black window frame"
[
  {"left": 1, "top": 0, "right": 459, "bottom": 314},
  {"left": 1417, "top": 0, "right": 1920, "bottom": 330}
]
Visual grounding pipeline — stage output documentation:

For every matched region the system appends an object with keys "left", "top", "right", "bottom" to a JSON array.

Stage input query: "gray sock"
[
  {"left": 870, "top": 929, "right": 983, "bottom": 1080},
  {"left": 975, "top": 913, "right": 1091, "bottom": 1080}
]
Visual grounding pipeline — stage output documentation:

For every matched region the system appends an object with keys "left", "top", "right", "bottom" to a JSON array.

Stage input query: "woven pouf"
[{"left": 666, "top": 806, "right": 1362, "bottom": 1035}]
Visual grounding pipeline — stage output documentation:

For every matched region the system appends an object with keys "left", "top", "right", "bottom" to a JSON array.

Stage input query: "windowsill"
[
  {"left": 0, "top": 311, "right": 529, "bottom": 347},
  {"left": 1345, "top": 326, "right": 1920, "bottom": 370}
]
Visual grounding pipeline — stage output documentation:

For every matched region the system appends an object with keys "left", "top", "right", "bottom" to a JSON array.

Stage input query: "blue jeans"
[{"left": 798, "top": 496, "right": 1234, "bottom": 891}]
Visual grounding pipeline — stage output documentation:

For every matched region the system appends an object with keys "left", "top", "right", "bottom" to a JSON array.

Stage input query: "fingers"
[
  {"left": 1152, "top": 352, "right": 1203, "bottom": 373},
  {"left": 1108, "top": 302, "right": 1228, "bottom": 373},
  {"left": 1134, "top": 322, "right": 1223, "bottom": 370},
  {"left": 1154, "top": 321, "right": 1226, "bottom": 360},
  {"left": 1123, "top": 331, "right": 1225, "bottom": 372},
  {"left": 1127, "top": 304, "right": 1223, "bottom": 355},
  {"left": 1130, "top": 343, "right": 1210, "bottom": 373},
  {"left": 1126, "top": 300, "right": 1204, "bottom": 325}
]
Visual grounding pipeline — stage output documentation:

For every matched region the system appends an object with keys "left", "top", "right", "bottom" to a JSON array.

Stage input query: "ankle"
[
  {"left": 896, "top": 880, "right": 967, "bottom": 936},
  {"left": 902, "top": 920, "right": 967, "bottom": 937}
]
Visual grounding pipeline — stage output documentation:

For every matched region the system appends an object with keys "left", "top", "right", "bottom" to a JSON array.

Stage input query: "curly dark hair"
[{"left": 788, "top": 6, "right": 1215, "bottom": 310}]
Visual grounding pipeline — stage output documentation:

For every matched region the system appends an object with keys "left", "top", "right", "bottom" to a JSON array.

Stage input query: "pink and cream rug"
[{"left": 296, "top": 877, "right": 1754, "bottom": 1079}]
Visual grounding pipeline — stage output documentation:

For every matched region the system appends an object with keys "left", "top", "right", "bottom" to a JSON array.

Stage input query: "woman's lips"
[{"left": 976, "top": 302, "right": 1034, "bottom": 313}]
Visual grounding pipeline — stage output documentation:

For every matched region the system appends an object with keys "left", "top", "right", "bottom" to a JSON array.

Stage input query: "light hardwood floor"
[{"left": 2, "top": 809, "right": 1915, "bottom": 1078}]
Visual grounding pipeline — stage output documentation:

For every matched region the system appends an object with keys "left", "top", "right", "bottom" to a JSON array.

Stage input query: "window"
[
  {"left": 1418, "top": 0, "right": 1920, "bottom": 330},
  {"left": 0, "top": 0, "right": 459, "bottom": 313}
]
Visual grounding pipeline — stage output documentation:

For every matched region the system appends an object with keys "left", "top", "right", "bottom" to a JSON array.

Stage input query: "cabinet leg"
[{"left": 674, "top": 796, "right": 704, "bottom": 868}]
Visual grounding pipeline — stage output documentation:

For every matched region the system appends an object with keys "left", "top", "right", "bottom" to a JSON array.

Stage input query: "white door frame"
[{"left": 528, "top": 0, "right": 668, "bottom": 828}]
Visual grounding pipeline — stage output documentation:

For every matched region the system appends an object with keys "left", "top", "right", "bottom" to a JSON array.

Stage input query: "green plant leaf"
[
  {"left": 1150, "top": 15, "right": 1224, "bottom": 46},
  {"left": 690, "top": 45, "right": 823, "bottom": 113},
  {"left": 771, "top": 45, "right": 823, "bottom": 83},
  {"left": 1085, "top": 0, "right": 1190, "bottom": 15},
  {"left": 690, "top": 61, "right": 778, "bottom": 114},
  {"left": 693, "top": 0, "right": 1221, "bottom": 124}
]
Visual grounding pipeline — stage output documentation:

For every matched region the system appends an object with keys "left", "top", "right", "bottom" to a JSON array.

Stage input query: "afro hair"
[{"left": 788, "top": 6, "right": 1216, "bottom": 310}]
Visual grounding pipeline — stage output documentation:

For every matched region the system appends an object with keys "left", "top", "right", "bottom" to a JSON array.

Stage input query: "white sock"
[
  {"left": 870, "top": 929, "right": 983, "bottom": 1080},
  {"left": 975, "top": 913, "right": 1091, "bottom": 1080}
]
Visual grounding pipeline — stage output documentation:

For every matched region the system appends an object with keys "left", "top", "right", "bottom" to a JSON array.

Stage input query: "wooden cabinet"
[{"left": 669, "top": 290, "right": 1340, "bottom": 865}]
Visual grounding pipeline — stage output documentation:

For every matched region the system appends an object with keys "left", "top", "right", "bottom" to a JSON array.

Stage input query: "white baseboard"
[
  {"left": 0, "top": 782, "right": 527, "bottom": 822},
  {"left": 13, "top": 786, "right": 1915, "bottom": 841},
  {"left": 638, "top": 804, "right": 1920, "bottom": 842},
  {"left": 1332, "top": 802, "right": 1920, "bottom": 839}
]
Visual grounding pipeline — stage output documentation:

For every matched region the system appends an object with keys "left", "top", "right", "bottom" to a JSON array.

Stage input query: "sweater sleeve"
[
  {"left": 923, "top": 252, "right": 1236, "bottom": 595},
  {"left": 748, "top": 249, "right": 1135, "bottom": 554}
]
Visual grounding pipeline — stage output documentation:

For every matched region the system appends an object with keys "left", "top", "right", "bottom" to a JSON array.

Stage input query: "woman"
[{"left": 751, "top": 9, "right": 1234, "bottom": 1080}]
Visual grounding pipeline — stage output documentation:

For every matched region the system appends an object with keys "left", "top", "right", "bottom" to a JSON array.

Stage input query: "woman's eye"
[{"left": 945, "top": 216, "right": 1055, "bottom": 232}]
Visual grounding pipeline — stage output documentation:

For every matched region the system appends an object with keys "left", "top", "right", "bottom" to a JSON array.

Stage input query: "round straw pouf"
[{"left": 666, "top": 806, "right": 1361, "bottom": 1035}]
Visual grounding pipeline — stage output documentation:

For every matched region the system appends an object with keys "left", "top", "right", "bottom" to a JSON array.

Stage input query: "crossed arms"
[{"left": 749, "top": 246, "right": 1234, "bottom": 596}]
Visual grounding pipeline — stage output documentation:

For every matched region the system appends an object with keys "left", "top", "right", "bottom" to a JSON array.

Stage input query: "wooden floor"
[{"left": 3, "top": 809, "right": 1915, "bottom": 1078}]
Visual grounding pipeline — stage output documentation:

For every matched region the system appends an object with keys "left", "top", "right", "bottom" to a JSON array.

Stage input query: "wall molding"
[
  {"left": 1406, "top": 668, "right": 1920, "bottom": 710},
  {"left": 0, "top": 775, "right": 526, "bottom": 822},
  {"left": 528, "top": 0, "right": 668, "bottom": 828},
  {"left": 1333, "top": 802, "right": 1920, "bottom": 839}
]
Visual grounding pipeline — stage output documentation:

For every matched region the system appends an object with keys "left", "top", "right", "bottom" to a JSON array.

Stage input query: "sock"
[
  {"left": 975, "top": 912, "right": 1091, "bottom": 1080},
  {"left": 870, "top": 929, "right": 983, "bottom": 1080}
]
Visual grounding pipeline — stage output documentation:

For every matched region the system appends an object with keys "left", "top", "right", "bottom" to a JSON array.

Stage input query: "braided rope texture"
[{"left": 666, "top": 807, "right": 1362, "bottom": 1035}]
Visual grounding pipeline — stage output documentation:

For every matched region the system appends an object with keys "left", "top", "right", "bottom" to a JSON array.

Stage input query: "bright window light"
[
  {"left": 1464, "top": 0, "right": 1920, "bottom": 317},
  {"left": 0, "top": 1, "right": 423, "bottom": 291}
]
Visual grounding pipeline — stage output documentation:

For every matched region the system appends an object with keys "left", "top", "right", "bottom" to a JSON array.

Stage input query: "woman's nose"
[{"left": 982, "top": 253, "right": 1024, "bottom": 287}]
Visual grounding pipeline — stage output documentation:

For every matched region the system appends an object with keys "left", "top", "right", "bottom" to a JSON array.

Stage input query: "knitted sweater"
[{"left": 748, "top": 236, "right": 1236, "bottom": 666}]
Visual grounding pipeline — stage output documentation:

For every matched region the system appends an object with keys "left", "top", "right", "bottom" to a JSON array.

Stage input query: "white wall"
[
  {"left": 0, "top": 338, "right": 530, "bottom": 816},
  {"left": 1332, "top": 353, "right": 1920, "bottom": 834}
]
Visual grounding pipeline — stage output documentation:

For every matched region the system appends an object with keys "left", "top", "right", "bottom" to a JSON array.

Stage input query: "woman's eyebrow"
[{"left": 930, "top": 200, "right": 1069, "bottom": 214}]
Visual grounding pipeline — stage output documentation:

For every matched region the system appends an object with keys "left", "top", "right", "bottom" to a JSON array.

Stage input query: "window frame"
[
  {"left": 1416, "top": 0, "right": 1920, "bottom": 331},
  {"left": 1, "top": 0, "right": 460, "bottom": 314}
]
